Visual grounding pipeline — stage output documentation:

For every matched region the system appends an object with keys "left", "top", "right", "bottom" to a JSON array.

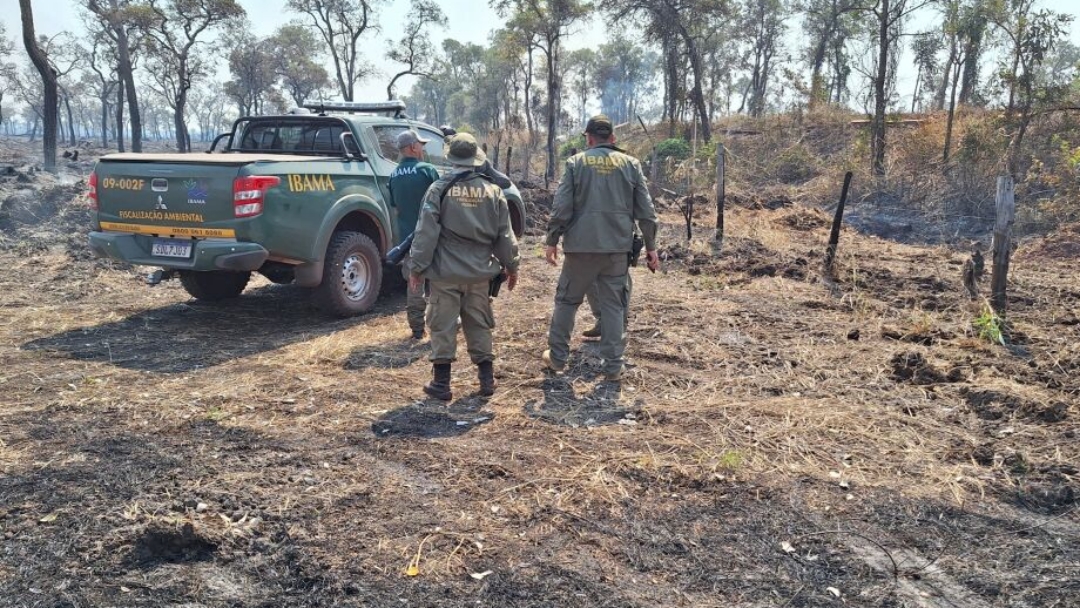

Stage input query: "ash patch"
[
  {"left": 129, "top": 523, "right": 217, "bottom": 567},
  {"left": 965, "top": 389, "right": 1070, "bottom": 423},
  {"left": 890, "top": 350, "right": 949, "bottom": 384},
  {"left": 660, "top": 236, "right": 809, "bottom": 282}
]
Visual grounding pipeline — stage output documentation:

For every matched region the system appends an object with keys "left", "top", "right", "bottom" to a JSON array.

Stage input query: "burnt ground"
[{"left": 2, "top": 157, "right": 1080, "bottom": 606}]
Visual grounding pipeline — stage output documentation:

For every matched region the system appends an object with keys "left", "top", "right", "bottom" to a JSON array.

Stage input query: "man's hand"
[
  {"left": 506, "top": 272, "right": 518, "bottom": 292},
  {"left": 645, "top": 250, "right": 660, "bottom": 273},
  {"left": 408, "top": 273, "right": 424, "bottom": 292},
  {"left": 544, "top": 245, "right": 559, "bottom": 266}
]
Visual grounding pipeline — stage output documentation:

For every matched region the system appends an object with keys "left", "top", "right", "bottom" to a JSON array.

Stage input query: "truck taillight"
[
  {"left": 88, "top": 171, "right": 98, "bottom": 209},
  {"left": 233, "top": 175, "right": 280, "bottom": 218}
]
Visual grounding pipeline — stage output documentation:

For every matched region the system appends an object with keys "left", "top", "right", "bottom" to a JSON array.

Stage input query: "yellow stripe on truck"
[{"left": 100, "top": 222, "right": 236, "bottom": 238}]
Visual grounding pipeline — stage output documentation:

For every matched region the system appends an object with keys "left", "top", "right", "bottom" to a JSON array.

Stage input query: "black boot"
[
  {"left": 423, "top": 363, "right": 452, "bottom": 401},
  {"left": 478, "top": 361, "right": 496, "bottom": 397}
]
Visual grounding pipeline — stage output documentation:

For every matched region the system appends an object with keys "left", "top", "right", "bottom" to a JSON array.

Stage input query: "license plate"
[{"left": 151, "top": 239, "right": 193, "bottom": 258}]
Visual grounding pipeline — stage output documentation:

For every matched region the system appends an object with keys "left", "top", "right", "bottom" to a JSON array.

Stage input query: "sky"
[
  {"left": 1, "top": 0, "right": 602, "bottom": 103},
  {"left": 2, "top": 0, "right": 1079, "bottom": 114}
]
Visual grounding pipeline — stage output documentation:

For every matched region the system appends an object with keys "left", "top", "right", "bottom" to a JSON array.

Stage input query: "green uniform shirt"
[
  {"left": 408, "top": 170, "right": 520, "bottom": 284},
  {"left": 546, "top": 144, "right": 658, "bottom": 253},
  {"left": 388, "top": 157, "right": 440, "bottom": 244}
]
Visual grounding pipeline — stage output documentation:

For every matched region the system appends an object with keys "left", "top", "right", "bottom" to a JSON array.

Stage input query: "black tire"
[
  {"left": 313, "top": 231, "right": 382, "bottom": 317},
  {"left": 178, "top": 270, "right": 251, "bottom": 301}
]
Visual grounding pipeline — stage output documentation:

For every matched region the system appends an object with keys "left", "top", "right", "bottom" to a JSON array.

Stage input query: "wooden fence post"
[
  {"left": 991, "top": 175, "right": 1016, "bottom": 314},
  {"left": 824, "top": 171, "right": 854, "bottom": 273},
  {"left": 715, "top": 142, "right": 725, "bottom": 245}
]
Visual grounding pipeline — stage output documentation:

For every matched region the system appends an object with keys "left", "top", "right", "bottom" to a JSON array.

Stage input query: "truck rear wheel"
[
  {"left": 179, "top": 270, "right": 251, "bottom": 301},
  {"left": 313, "top": 231, "right": 382, "bottom": 317}
]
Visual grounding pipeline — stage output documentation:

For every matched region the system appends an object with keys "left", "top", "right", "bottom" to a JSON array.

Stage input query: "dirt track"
[{"left": 2, "top": 166, "right": 1079, "bottom": 606}]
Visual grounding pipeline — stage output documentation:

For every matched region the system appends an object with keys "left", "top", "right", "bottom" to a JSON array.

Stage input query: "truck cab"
[{"left": 87, "top": 101, "right": 526, "bottom": 317}]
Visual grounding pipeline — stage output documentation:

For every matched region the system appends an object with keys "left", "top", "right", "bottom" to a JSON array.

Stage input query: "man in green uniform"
[
  {"left": 543, "top": 115, "right": 660, "bottom": 381},
  {"left": 408, "top": 133, "right": 520, "bottom": 400},
  {"left": 389, "top": 129, "right": 441, "bottom": 339}
]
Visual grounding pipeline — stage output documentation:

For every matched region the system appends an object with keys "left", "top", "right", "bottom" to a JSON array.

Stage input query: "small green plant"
[
  {"left": 206, "top": 406, "right": 229, "bottom": 421},
  {"left": 718, "top": 450, "right": 744, "bottom": 470},
  {"left": 973, "top": 304, "right": 1006, "bottom": 345}
]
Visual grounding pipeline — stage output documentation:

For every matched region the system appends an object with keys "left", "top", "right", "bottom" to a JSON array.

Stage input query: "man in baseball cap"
[
  {"left": 583, "top": 114, "right": 614, "bottom": 137},
  {"left": 389, "top": 129, "right": 439, "bottom": 339}
]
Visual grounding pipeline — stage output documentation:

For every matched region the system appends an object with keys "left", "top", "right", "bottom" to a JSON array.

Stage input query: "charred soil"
[{"left": 1, "top": 151, "right": 1078, "bottom": 607}]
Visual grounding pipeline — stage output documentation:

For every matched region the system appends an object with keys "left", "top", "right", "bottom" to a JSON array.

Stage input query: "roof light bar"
[{"left": 303, "top": 100, "right": 407, "bottom": 117}]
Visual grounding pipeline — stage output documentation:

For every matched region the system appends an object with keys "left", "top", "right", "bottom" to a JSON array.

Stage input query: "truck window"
[
  {"left": 372, "top": 125, "right": 448, "bottom": 166},
  {"left": 235, "top": 119, "right": 359, "bottom": 156},
  {"left": 371, "top": 125, "right": 411, "bottom": 162},
  {"left": 418, "top": 127, "right": 447, "bottom": 166}
]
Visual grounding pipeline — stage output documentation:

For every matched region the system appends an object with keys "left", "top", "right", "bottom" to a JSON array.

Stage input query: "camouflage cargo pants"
[
  {"left": 547, "top": 252, "right": 629, "bottom": 375},
  {"left": 427, "top": 280, "right": 495, "bottom": 364}
]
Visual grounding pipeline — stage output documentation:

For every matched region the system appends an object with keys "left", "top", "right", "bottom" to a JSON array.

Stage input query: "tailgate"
[{"left": 94, "top": 157, "right": 244, "bottom": 238}]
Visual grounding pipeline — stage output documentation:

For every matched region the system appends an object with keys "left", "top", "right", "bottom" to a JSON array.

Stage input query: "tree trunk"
[
  {"left": 943, "top": 59, "right": 962, "bottom": 163},
  {"left": 19, "top": 0, "right": 57, "bottom": 171},
  {"left": 64, "top": 93, "right": 77, "bottom": 146},
  {"left": 100, "top": 94, "right": 110, "bottom": 148},
  {"left": 871, "top": 0, "right": 890, "bottom": 177},
  {"left": 809, "top": 36, "right": 829, "bottom": 109},
  {"left": 174, "top": 84, "right": 190, "bottom": 152},
  {"left": 958, "top": 35, "right": 982, "bottom": 104},
  {"left": 544, "top": 36, "right": 559, "bottom": 182},
  {"left": 116, "top": 30, "right": 142, "bottom": 152},
  {"left": 683, "top": 33, "right": 711, "bottom": 143},
  {"left": 934, "top": 35, "right": 957, "bottom": 111},
  {"left": 664, "top": 35, "right": 678, "bottom": 138},
  {"left": 116, "top": 83, "right": 125, "bottom": 153},
  {"left": 523, "top": 50, "right": 534, "bottom": 182}
]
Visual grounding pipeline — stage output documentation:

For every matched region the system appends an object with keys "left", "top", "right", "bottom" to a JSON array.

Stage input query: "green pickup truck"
[{"left": 87, "top": 101, "right": 525, "bottom": 316}]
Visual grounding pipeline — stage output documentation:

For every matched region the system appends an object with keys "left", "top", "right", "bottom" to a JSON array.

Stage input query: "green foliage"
[
  {"left": 718, "top": 450, "right": 744, "bottom": 470},
  {"left": 655, "top": 138, "right": 691, "bottom": 161},
  {"left": 973, "top": 305, "right": 1006, "bottom": 346},
  {"left": 559, "top": 135, "right": 585, "bottom": 158}
]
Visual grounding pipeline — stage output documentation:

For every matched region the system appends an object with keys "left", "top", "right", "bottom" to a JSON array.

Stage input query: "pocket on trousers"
[{"left": 425, "top": 292, "right": 440, "bottom": 325}]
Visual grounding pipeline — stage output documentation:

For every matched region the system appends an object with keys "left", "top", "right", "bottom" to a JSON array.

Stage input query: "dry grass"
[{"left": 3, "top": 150, "right": 1080, "bottom": 605}]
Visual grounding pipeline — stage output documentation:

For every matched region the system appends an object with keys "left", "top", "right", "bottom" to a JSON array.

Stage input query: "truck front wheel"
[
  {"left": 179, "top": 270, "right": 251, "bottom": 301},
  {"left": 313, "top": 231, "right": 382, "bottom": 316}
]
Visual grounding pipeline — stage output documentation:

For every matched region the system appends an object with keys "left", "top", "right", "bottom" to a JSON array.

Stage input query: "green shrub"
[
  {"left": 655, "top": 138, "right": 691, "bottom": 161},
  {"left": 559, "top": 135, "right": 585, "bottom": 159}
]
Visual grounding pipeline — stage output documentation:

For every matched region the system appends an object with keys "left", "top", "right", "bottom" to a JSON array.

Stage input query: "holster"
[
  {"left": 489, "top": 271, "right": 507, "bottom": 298},
  {"left": 628, "top": 232, "right": 645, "bottom": 267}
]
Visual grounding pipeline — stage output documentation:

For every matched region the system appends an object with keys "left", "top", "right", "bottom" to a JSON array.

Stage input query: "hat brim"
[{"left": 446, "top": 149, "right": 488, "bottom": 167}]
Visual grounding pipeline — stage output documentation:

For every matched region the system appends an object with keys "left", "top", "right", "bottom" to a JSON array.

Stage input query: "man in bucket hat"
[
  {"left": 542, "top": 114, "right": 659, "bottom": 382},
  {"left": 389, "top": 129, "right": 440, "bottom": 339},
  {"left": 408, "top": 133, "right": 520, "bottom": 400}
]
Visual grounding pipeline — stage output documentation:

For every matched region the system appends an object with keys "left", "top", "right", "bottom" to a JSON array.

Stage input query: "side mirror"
[{"left": 339, "top": 132, "right": 367, "bottom": 162}]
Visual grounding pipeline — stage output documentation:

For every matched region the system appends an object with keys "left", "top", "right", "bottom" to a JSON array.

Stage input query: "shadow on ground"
[
  {"left": 21, "top": 284, "right": 403, "bottom": 373},
  {"left": 524, "top": 374, "right": 638, "bottom": 428},
  {"left": 345, "top": 337, "right": 427, "bottom": 371},
  {"left": 371, "top": 398, "right": 494, "bottom": 439}
]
